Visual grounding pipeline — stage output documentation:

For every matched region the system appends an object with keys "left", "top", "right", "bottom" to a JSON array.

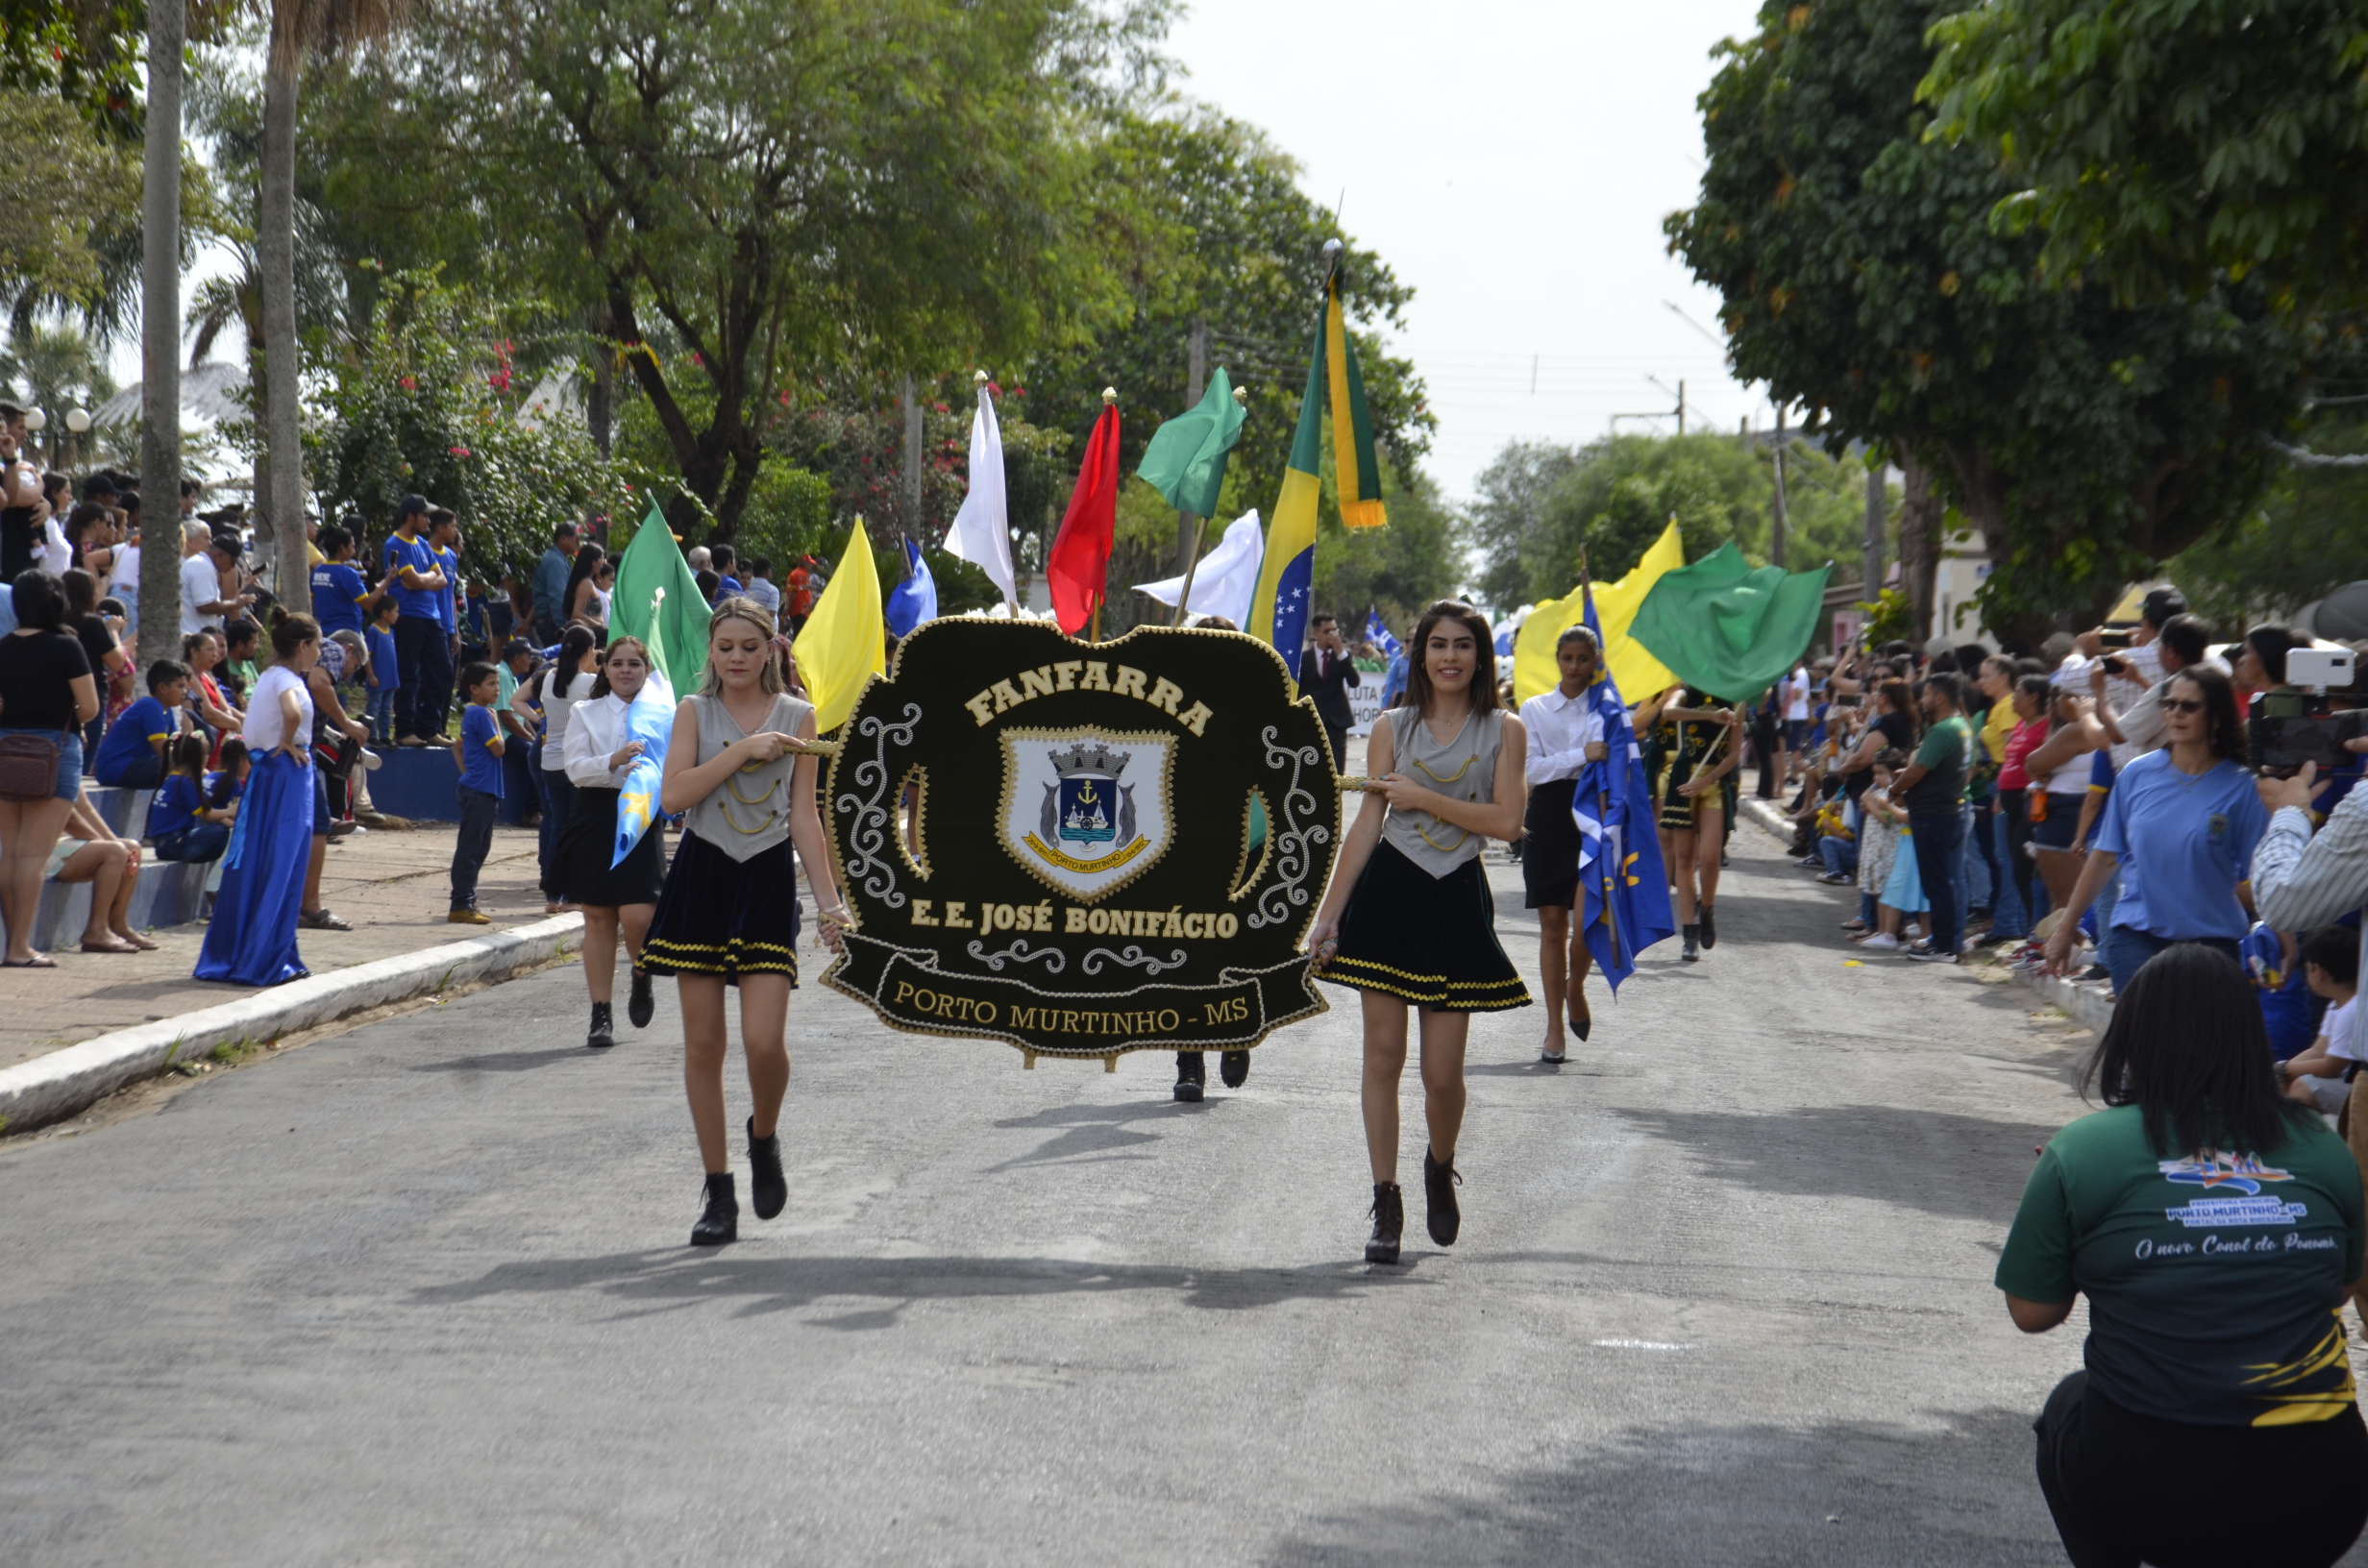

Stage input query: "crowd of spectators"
[{"left": 1758, "top": 588, "right": 2368, "bottom": 1080}]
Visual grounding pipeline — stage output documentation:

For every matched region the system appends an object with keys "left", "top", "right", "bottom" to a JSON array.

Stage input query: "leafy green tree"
[
  {"left": 0, "top": 87, "right": 140, "bottom": 317},
  {"left": 325, "top": 0, "right": 1154, "bottom": 541},
  {"left": 1665, "top": 0, "right": 2325, "bottom": 644},
  {"left": 1465, "top": 440, "right": 1579, "bottom": 612},
  {"left": 0, "top": 0, "right": 144, "bottom": 134},
  {"left": 1312, "top": 467, "right": 1463, "bottom": 634},
  {"left": 1923, "top": 0, "right": 2368, "bottom": 313},
  {"left": 2170, "top": 411, "right": 2368, "bottom": 626}
]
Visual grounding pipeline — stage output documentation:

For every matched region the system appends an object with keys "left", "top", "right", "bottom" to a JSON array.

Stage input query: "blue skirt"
[{"left": 195, "top": 748, "right": 314, "bottom": 987}]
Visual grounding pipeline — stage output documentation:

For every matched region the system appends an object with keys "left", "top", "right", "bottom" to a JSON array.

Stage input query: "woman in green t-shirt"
[{"left": 2000, "top": 943, "right": 2368, "bottom": 1567}]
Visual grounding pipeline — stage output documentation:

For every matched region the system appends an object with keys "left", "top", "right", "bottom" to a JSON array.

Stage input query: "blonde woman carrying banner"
[{"left": 643, "top": 598, "right": 850, "bottom": 1247}]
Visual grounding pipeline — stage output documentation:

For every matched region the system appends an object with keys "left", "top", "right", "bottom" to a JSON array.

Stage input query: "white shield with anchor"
[{"left": 998, "top": 726, "right": 1176, "bottom": 903}]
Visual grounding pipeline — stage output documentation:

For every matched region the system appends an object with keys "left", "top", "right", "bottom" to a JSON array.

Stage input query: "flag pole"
[{"left": 1168, "top": 382, "right": 1250, "bottom": 628}]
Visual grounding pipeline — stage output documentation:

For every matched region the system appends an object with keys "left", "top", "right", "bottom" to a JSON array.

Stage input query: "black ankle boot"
[
  {"left": 748, "top": 1116, "right": 786, "bottom": 1220},
  {"left": 690, "top": 1173, "right": 737, "bottom": 1245},
  {"left": 1681, "top": 924, "right": 1700, "bottom": 962},
  {"left": 627, "top": 968, "right": 654, "bottom": 1029},
  {"left": 1173, "top": 1051, "right": 1205, "bottom": 1103},
  {"left": 586, "top": 1000, "right": 615, "bottom": 1048},
  {"left": 1698, "top": 903, "right": 1717, "bottom": 949},
  {"left": 1366, "top": 1183, "right": 1404, "bottom": 1264},
  {"left": 1220, "top": 1049, "right": 1249, "bottom": 1089},
  {"left": 1423, "top": 1147, "right": 1463, "bottom": 1246}
]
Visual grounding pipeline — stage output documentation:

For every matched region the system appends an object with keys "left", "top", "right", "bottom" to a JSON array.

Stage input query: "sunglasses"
[{"left": 2161, "top": 698, "right": 2207, "bottom": 715}]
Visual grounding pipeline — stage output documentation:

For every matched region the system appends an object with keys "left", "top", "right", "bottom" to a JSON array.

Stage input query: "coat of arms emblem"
[{"left": 1000, "top": 729, "right": 1174, "bottom": 901}]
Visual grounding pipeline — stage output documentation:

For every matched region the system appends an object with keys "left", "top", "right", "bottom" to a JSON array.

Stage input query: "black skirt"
[
  {"left": 1320, "top": 839, "right": 1531, "bottom": 1013},
  {"left": 547, "top": 785, "right": 666, "bottom": 907},
  {"left": 1522, "top": 777, "right": 1582, "bottom": 910},
  {"left": 641, "top": 830, "right": 802, "bottom": 987}
]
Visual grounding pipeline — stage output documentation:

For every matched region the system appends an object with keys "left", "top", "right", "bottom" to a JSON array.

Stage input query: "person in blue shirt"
[
  {"left": 148, "top": 733, "right": 232, "bottom": 863},
  {"left": 1378, "top": 623, "right": 1411, "bottom": 710},
  {"left": 710, "top": 543, "right": 744, "bottom": 600},
  {"left": 91, "top": 659, "right": 191, "bottom": 788},
  {"left": 362, "top": 593, "right": 402, "bottom": 743},
  {"left": 449, "top": 661, "right": 505, "bottom": 924},
  {"left": 0, "top": 578, "right": 17, "bottom": 634},
  {"left": 428, "top": 507, "right": 464, "bottom": 705},
  {"left": 2045, "top": 666, "right": 2269, "bottom": 992},
  {"left": 382, "top": 493, "right": 451, "bottom": 745},
  {"left": 308, "top": 523, "right": 371, "bottom": 641}
]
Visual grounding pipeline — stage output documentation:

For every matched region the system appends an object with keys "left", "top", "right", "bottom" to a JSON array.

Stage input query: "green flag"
[
  {"left": 1627, "top": 542, "right": 1832, "bottom": 701},
  {"left": 1136, "top": 364, "right": 1246, "bottom": 520},
  {"left": 609, "top": 501, "right": 711, "bottom": 691}
]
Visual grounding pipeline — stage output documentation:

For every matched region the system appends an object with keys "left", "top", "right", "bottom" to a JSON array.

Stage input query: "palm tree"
[{"left": 257, "top": 0, "right": 410, "bottom": 611}]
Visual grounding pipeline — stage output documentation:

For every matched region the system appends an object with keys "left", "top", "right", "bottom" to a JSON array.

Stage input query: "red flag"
[{"left": 1047, "top": 399, "right": 1121, "bottom": 634}]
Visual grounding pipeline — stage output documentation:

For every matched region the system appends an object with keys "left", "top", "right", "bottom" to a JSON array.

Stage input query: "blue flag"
[
  {"left": 611, "top": 670, "right": 679, "bottom": 868},
  {"left": 886, "top": 538, "right": 938, "bottom": 638},
  {"left": 1572, "top": 585, "right": 1675, "bottom": 992},
  {"left": 1365, "top": 610, "right": 1399, "bottom": 656}
]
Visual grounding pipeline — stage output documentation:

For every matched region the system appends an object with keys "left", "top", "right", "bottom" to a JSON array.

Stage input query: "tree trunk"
[
  {"left": 259, "top": 30, "right": 309, "bottom": 613},
  {"left": 1896, "top": 450, "right": 1943, "bottom": 647},
  {"left": 136, "top": 0, "right": 185, "bottom": 669}
]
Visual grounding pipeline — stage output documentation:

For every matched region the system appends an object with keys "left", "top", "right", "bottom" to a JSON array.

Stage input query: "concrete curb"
[
  {"left": 0, "top": 914, "right": 584, "bottom": 1135},
  {"left": 1733, "top": 795, "right": 2115, "bottom": 1032}
]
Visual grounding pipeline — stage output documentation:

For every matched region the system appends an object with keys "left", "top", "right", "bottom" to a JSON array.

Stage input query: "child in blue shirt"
[
  {"left": 449, "top": 661, "right": 505, "bottom": 923},
  {"left": 92, "top": 659, "right": 190, "bottom": 788},
  {"left": 364, "top": 594, "right": 401, "bottom": 743},
  {"left": 149, "top": 733, "right": 234, "bottom": 863}
]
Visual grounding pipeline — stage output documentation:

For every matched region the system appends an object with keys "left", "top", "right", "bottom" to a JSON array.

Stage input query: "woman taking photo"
[
  {"left": 643, "top": 599, "right": 851, "bottom": 1246},
  {"left": 2000, "top": 943, "right": 2366, "bottom": 1568},
  {"left": 553, "top": 635, "right": 668, "bottom": 1049},
  {"left": 0, "top": 570, "right": 98, "bottom": 967},
  {"left": 2044, "top": 666, "right": 2265, "bottom": 994},
  {"left": 526, "top": 624, "right": 599, "bottom": 913},
  {"left": 1308, "top": 600, "right": 1530, "bottom": 1264},
  {"left": 1637, "top": 685, "right": 1740, "bottom": 962},
  {"left": 195, "top": 611, "right": 322, "bottom": 987}
]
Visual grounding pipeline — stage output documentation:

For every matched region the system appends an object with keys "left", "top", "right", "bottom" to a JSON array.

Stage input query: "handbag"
[{"left": 0, "top": 731, "right": 60, "bottom": 801}]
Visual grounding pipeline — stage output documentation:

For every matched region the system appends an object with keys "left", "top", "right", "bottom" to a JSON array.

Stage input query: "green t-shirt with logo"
[
  {"left": 1902, "top": 713, "right": 1970, "bottom": 813},
  {"left": 1997, "top": 1104, "right": 2363, "bottom": 1427}
]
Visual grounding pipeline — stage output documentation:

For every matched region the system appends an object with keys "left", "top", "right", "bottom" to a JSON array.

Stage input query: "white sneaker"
[
  {"left": 1860, "top": 933, "right": 1901, "bottom": 950},
  {"left": 359, "top": 748, "right": 383, "bottom": 772}
]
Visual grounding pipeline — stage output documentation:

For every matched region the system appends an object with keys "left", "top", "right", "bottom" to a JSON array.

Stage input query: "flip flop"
[{"left": 4, "top": 954, "right": 58, "bottom": 968}]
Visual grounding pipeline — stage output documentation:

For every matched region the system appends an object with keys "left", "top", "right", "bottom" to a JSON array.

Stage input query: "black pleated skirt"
[
  {"left": 1522, "top": 777, "right": 1582, "bottom": 910},
  {"left": 1320, "top": 840, "right": 1531, "bottom": 1013},
  {"left": 641, "top": 830, "right": 802, "bottom": 987},
  {"left": 546, "top": 785, "right": 666, "bottom": 908}
]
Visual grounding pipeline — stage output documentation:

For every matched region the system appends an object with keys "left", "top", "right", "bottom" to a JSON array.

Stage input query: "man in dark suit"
[{"left": 1298, "top": 612, "right": 1360, "bottom": 769}]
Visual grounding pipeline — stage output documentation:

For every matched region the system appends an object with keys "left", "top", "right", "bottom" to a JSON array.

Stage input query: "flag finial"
[
  {"left": 974, "top": 368, "right": 989, "bottom": 385},
  {"left": 1233, "top": 385, "right": 1248, "bottom": 404},
  {"left": 1100, "top": 386, "right": 1118, "bottom": 404}
]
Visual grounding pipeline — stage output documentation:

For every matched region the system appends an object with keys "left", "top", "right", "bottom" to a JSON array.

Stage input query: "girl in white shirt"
[
  {"left": 1516, "top": 625, "right": 1608, "bottom": 1061},
  {"left": 550, "top": 637, "right": 670, "bottom": 1048},
  {"left": 522, "top": 625, "right": 600, "bottom": 914}
]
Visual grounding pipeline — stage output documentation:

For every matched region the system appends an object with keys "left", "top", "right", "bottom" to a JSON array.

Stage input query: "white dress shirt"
[
  {"left": 564, "top": 692, "right": 643, "bottom": 787},
  {"left": 1519, "top": 685, "right": 1605, "bottom": 786}
]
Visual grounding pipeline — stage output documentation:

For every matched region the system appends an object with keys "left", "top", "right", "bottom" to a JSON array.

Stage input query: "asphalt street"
[{"left": 8, "top": 824, "right": 2366, "bottom": 1566}]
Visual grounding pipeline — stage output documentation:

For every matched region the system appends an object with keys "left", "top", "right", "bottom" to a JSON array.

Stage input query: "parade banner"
[{"left": 820, "top": 618, "right": 1343, "bottom": 1065}]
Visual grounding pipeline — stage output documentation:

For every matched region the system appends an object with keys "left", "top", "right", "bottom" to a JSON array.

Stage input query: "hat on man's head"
[
  {"left": 209, "top": 530, "right": 243, "bottom": 558},
  {"left": 0, "top": 401, "right": 25, "bottom": 422},
  {"left": 397, "top": 493, "right": 430, "bottom": 519},
  {"left": 502, "top": 638, "right": 535, "bottom": 660}
]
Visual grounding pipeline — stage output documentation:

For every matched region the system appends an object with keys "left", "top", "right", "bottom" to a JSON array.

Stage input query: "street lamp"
[{"left": 63, "top": 407, "right": 90, "bottom": 474}]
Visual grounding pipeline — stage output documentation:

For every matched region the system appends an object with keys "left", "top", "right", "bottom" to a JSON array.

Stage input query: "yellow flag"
[
  {"left": 792, "top": 516, "right": 887, "bottom": 733},
  {"left": 1512, "top": 521, "right": 1686, "bottom": 705}
]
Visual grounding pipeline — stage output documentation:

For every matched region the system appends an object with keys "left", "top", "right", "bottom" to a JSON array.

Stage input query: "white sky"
[{"left": 1164, "top": 0, "right": 1766, "bottom": 501}]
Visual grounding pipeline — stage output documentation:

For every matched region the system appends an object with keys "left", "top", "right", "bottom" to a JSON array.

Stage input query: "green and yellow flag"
[
  {"left": 1251, "top": 271, "right": 1390, "bottom": 667},
  {"left": 609, "top": 500, "right": 709, "bottom": 691},
  {"left": 1512, "top": 521, "right": 1685, "bottom": 706}
]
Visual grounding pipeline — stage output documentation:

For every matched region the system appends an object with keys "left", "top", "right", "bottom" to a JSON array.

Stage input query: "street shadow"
[
  {"left": 408, "top": 1247, "right": 1441, "bottom": 1322},
  {"left": 1610, "top": 1103, "right": 2057, "bottom": 1223},
  {"left": 981, "top": 1097, "right": 1213, "bottom": 1170},
  {"left": 407, "top": 1046, "right": 592, "bottom": 1074},
  {"left": 1263, "top": 1407, "right": 2066, "bottom": 1567}
]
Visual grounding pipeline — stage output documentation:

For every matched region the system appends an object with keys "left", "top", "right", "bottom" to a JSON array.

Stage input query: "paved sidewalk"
[{"left": 0, "top": 822, "right": 559, "bottom": 1073}]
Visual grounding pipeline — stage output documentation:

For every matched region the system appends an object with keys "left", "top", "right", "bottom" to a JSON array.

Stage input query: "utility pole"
[
  {"left": 1174, "top": 318, "right": 1206, "bottom": 575},
  {"left": 900, "top": 375, "right": 923, "bottom": 529},
  {"left": 1768, "top": 402, "right": 1788, "bottom": 569},
  {"left": 1676, "top": 380, "right": 1687, "bottom": 437},
  {"left": 1862, "top": 449, "right": 1887, "bottom": 603}
]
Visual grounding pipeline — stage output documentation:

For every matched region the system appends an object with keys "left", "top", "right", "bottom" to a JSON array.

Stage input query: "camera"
[
  {"left": 2287, "top": 647, "right": 2356, "bottom": 691},
  {"left": 2252, "top": 709, "right": 2368, "bottom": 774},
  {"left": 2096, "top": 627, "right": 2134, "bottom": 649}
]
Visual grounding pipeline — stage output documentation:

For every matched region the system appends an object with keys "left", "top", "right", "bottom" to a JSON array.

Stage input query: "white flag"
[
  {"left": 942, "top": 382, "right": 1016, "bottom": 608},
  {"left": 1133, "top": 510, "right": 1265, "bottom": 629}
]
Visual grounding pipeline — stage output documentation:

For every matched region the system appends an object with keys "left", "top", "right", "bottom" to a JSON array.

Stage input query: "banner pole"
[{"left": 1169, "top": 514, "right": 1208, "bottom": 627}]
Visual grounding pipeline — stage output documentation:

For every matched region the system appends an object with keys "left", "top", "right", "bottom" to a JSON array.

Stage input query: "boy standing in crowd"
[
  {"left": 364, "top": 594, "right": 401, "bottom": 744},
  {"left": 711, "top": 544, "right": 742, "bottom": 598},
  {"left": 308, "top": 524, "right": 371, "bottom": 641},
  {"left": 449, "top": 661, "right": 505, "bottom": 925}
]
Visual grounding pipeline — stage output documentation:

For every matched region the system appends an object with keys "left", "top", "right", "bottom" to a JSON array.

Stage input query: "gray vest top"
[
  {"left": 1380, "top": 706, "right": 1505, "bottom": 877},
  {"left": 681, "top": 691, "right": 811, "bottom": 862}
]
